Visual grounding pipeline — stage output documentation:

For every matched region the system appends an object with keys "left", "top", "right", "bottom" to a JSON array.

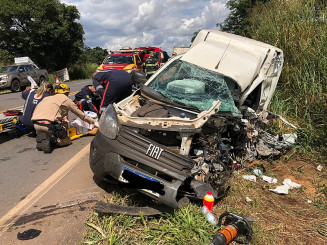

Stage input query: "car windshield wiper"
[{"left": 140, "top": 85, "right": 200, "bottom": 112}]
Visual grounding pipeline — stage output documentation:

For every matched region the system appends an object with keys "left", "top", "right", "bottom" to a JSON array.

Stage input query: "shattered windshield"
[{"left": 148, "top": 60, "right": 239, "bottom": 112}]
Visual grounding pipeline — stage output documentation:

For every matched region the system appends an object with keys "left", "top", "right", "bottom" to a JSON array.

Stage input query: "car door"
[
  {"left": 18, "top": 65, "right": 29, "bottom": 85},
  {"left": 25, "top": 65, "right": 38, "bottom": 84}
]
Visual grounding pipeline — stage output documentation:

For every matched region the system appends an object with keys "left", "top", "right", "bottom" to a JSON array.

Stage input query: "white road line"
[{"left": 0, "top": 144, "right": 90, "bottom": 237}]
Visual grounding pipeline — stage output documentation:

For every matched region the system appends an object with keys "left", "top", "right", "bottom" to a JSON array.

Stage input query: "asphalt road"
[{"left": 0, "top": 79, "right": 94, "bottom": 218}]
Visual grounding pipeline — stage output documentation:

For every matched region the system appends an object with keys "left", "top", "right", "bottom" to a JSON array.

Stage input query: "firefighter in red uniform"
[{"left": 74, "top": 85, "right": 101, "bottom": 114}]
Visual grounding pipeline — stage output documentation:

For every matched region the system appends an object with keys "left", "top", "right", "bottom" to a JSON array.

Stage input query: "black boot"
[{"left": 36, "top": 132, "right": 54, "bottom": 153}]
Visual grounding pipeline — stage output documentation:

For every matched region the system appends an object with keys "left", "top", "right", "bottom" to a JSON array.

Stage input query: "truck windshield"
[
  {"left": 104, "top": 55, "right": 134, "bottom": 64},
  {"left": 148, "top": 60, "right": 239, "bottom": 112},
  {"left": 152, "top": 52, "right": 159, "bottom": 60}
]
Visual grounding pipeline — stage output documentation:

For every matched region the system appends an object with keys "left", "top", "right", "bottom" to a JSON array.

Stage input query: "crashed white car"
[{"left": 90, "top": 30, "right": 284, "bottom": 208}]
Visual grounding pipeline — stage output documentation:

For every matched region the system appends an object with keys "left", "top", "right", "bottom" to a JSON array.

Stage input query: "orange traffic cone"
[{"left": 56, "top": 77, "right": 60, "bottom": 85}]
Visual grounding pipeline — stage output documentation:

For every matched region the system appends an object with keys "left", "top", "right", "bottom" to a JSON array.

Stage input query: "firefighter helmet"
[{"left": 55, "top": 83, "right": 70, "bottom": 94}]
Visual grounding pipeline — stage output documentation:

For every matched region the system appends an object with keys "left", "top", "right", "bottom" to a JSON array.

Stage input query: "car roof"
[{"left": 183, "top": 29, "right": 283, "bottom": 92}]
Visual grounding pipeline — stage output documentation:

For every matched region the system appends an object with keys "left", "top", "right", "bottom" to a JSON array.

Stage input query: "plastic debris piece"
[
  {"left": 307, "top": 200, "right": 312, "bottom": 204},
  {"left": 245, "top": 197, "right": 253, "bottom": 203},
  {"left": 253, "top": 169, "right": 263, "bottom": 177},
  {"left": 85, "top": 111, "right": 98, "bottom": 119},
  {"left": 262, "top": 175, "right": 278, "bottom": 184},
  {"left": 282, "top": 179, "right": 301, "bottom": 189},
  {"left": 270, "top": 178, "right": 301, "bottom": 195},
  {"left": 317, "top": 165, "right": 323, "bottom": 172},
  {"left": 269, "top": 185, "right": 289, "bottom": 195},
  {"left": 282, "top": 133, "right": 297, "bottom": 145},
  {"left": 17, "top": 229, "right": 41, "bottom": 240},
  {"left": 242, "top": 175, "right": 257, "bottom": 182},
  {"left": 201, "top": 206, "right": 217, "bottom": 225}
]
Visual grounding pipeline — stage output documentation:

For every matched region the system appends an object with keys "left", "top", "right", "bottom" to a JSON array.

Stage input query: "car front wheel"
[{"left": 10, "top": 79, "right": 21, "bottom": 92}]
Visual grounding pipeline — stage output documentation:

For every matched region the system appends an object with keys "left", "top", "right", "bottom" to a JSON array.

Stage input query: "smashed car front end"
[
  {"left": 90, "top": 104, "right": 226, "bottom": 208},
  {"left": 90, "top": 30, "right": 285, "bottom": 209},
  {"left": 90, "top": 59, "right": 242, "bottom": 208}
]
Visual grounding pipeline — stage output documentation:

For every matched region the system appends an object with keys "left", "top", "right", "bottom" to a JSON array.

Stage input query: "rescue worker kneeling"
[{"left": 32, "top": 83, "right": 98, "bottom": 153}]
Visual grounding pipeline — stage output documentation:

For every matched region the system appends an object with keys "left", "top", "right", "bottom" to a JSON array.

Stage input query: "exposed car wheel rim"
[{"left": 11, "top": 80, "right": 20, "bottom": 92}]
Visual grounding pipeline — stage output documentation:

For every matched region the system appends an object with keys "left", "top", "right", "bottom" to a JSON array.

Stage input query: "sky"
[{"left": 60, "top": 0, "right": 229, "bottom": 55}]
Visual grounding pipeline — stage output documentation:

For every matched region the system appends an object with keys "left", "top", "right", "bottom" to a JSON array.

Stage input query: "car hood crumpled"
[{"left": 182, "top": 30, "right": 282, "bottom": 92}]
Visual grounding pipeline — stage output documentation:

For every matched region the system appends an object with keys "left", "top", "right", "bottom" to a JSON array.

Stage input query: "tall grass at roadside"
[
  {"left": 248, "top": 0, "right": 327, "bottom": 161},
  {"left": 68, "top": 62, "right": 98, "bottom": 81},
  {"left": 46, "top": 62, "right": 97, "bottom": 84}
]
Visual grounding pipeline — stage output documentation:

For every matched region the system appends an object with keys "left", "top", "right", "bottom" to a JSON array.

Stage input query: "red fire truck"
[
  {"left": 97, "top": 48, "right": 143, "bottom": 73},
  {"left": 136, "top": 47, "right": 168, "bottom": 77}
]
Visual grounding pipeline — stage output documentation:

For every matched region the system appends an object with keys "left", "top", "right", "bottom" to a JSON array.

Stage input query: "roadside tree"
[
  {"left": 0, "top": 0, "right": 84, "bottom": 71},
  {"left": 218, "top": 0, "right": 269, "bottom": 37}
]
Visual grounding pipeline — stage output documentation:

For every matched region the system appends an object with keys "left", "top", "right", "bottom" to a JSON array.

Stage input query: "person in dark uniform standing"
[
  {"left": 74, "top": 85, "right": 101, "bottom": 113},
  {"left": 92, "top": 69, "right": 133, "bottom": 112}
]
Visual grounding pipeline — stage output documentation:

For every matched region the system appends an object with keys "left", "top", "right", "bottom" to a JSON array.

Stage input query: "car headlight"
[
  {"left": 0, "top": 75, "right": 8, "bottom": 81},
  {"left": 99, "top": 104, "right": 120, "bottom": 139}
]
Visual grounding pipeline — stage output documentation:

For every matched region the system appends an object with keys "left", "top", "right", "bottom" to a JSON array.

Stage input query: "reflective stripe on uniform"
[{"left": 96, "top": 85, "right": 104, "bottom": 91}]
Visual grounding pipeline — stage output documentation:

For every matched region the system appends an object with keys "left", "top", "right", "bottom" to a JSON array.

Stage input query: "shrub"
[{"left": 68, "top": 62, "right": 98, "bottom": 80}]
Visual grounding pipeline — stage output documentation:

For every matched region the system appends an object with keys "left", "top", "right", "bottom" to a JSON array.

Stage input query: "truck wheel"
[{"left": 10, "top": 79, "right": 21, "bottom": 92}]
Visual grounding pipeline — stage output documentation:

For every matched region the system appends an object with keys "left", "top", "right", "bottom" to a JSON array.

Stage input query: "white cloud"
[{"left": 61, "top": 0, "right": 229, "bottom": 55}]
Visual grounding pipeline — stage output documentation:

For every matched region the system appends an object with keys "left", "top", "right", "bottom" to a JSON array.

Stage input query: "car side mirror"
[{"left": 131, "top": 71, "right": 147, "bottom": 86}]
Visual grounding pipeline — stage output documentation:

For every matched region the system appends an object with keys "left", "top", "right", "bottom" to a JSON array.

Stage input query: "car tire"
[{"left": 10, "top": 79, "right": 21, "bottom": 92}]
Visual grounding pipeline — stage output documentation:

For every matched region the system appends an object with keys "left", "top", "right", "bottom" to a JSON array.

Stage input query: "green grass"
[
  {"left": 248, "top": 0, "right": 327, "bottom": 162},
  {"left": 82, "top": 202, "right": 216, "bottom": 245},
  {"left": 68, "top": 62, "right": 98, "bottom": 81}
]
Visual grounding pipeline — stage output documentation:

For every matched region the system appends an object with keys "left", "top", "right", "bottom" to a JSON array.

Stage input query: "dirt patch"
[{"left": 212, "top": 154, "right": 327, "bottom": 245}]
